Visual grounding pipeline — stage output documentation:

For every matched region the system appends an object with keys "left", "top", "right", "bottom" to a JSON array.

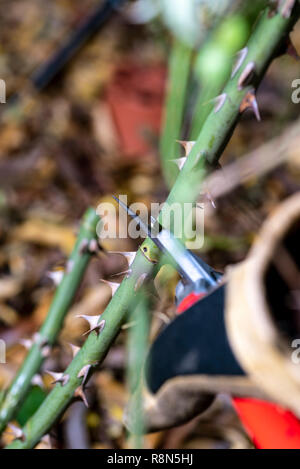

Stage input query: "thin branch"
[{"left": 0, "top": 208, "right": 100, "bottom": 434}]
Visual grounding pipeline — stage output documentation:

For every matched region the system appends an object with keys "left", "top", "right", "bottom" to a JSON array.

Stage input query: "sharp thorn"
[
  {"left": 100, "top": 279, "right": 120, "bottom": 296},
  {"left": 46, "top": 269, "right": 64, "bottom": 286},
  {"left": 77, "top": 314, "right": 101, "bottom": 331},
  {"left": 206, "top": 192, "right": 217, "bottom": 209},
  {"left": 68, "top": 343, "right": 81, "bottom": 358},
  {"left": 88, "top": 239, "right": 98, "bottom": 254},
  {"left": 134, "top": 273, "right": 148, "bottom": 292},
  {"left": 231, "top": 47, "right": 248, "bottom": 78},
  {"left": 19, "top": 338, "right": 33, "bottom": 350},
  {"left": 46, "top": 371, "right": 70, "bottom": 386},
  {"left": 213, "top": 93, "right": 227, "bottom": 113},
  {"left": 77, "top": 365, "right": 92, "bottom": 387},
  {"left": 240, "top": 90, "right": 261, "bottom": 121},
  {"left": 170, "top": 157, "right": 187, "bottom": 171},
  {"left": 31, "top": 374, "right": 45, "bottom": 389},
  {"left": 77, "top": 315, "right": 106, "bottom": 336},
  {"left": 111, "top": 251, "right": 137, "bottom": 266},
  {"left": 79, "top": 239, "right": 89, "bottom": 255},
  {"left": 41, "top": 344, "right": 51, "bottom": 358},
  {"left": 176, "top": 140, "right": 196, "bottom": 157},
  {"left": 74, "top": 386, "right": 89, "bottom": 407},
  {"left": 7, "top": 423, "right": 25, "bottom": 442},
  {"left": 238, "top": 61, "right": 255, "bottom": 90},
  {"left": 110, "top": 269, "right": 132, "bottom": 278},
  {"left": 40, "top": 434, "right": 52, "bottom": 449},
  {"left": 33, "top": 333, "right": 48, "bottom": 347},
  {"left": 197, "top": 192, "right": 216, "bottom": 208}
]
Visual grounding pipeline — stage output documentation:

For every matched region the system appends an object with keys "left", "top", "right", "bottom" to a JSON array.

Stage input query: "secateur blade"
[{"left": 113, "top": 196, "right": 220, "bottom": 290}]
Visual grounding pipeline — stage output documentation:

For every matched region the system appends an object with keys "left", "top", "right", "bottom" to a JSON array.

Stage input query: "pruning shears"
[
  {"left": 115, "top": 197, "right": 300, "bottom": 449},
  {"left": 113, "top": 196, "right": 222, "bottom": 301}
]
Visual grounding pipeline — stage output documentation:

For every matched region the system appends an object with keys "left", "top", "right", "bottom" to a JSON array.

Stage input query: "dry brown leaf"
[{"left": 10, "top": 218, "right": 75, "bottom": 255}]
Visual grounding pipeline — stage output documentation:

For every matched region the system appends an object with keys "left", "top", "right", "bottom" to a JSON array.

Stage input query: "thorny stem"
[
  {"left": 0, "top": 208, "right": 100, "bottom": 435},
  {"left": 160, "top": 39, "right": 193, "bottom": 188},
  {"left": 6, "top": 2, "right": 300, "bottom": 449}
]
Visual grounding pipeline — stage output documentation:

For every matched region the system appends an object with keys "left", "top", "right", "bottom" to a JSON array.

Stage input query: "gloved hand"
[{"left": 125, "top": 193, "right": 300, "bottom": 435}]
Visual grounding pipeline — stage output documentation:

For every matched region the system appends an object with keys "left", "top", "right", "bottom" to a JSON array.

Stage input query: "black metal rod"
[{"left": 32, "top": 0, "right": 125, "bottom": 91}]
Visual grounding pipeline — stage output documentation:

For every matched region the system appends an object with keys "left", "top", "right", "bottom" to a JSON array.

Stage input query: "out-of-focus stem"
[
  {"left": 0, "top": 208, "right": 100, "bottom": 434},
  {"left": 160, "top": 39, "right": 193, "bottom": 187},
  {"left": 126, "top": 294, "right": 150, "bottom": 449}
]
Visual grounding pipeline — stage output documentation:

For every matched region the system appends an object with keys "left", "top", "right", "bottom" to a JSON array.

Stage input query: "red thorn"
[
  {"left": 240, "top": 90, "right": 261, "bottom": 121},
  {"left": 176, "top": 140, "right": 196, "bottom": 157},
  {"left": 74, "top": 386, "right": 89, "bottom": 408}
]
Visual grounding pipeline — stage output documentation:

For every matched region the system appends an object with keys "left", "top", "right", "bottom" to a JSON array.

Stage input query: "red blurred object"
[
  {"left": 233, "top": 398, "right": 300, "bottom": 449},
  {"left": 176, "top": 292, "right": 205, "bottom": 314},
  {"left": 177, "top": 294, "right": 300, "bottom": 449},
  {"left": 106, "top": 63, "right": 166, "bottom": 157}
]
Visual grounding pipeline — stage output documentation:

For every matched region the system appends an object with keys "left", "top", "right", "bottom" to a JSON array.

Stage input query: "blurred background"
[{"left": 0, "top": 0, "right": 300, "bottom": 449}]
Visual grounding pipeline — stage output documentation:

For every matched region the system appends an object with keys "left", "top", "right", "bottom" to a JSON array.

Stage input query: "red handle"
[
  {"left": 233, "top": 398, "right": 300, "bottom": 449},
  {"left": 177, "top": 293, "right": 300, "bottom": 449},
  {"left": 176, "top": 292, "right": 206, "bottom": 314}
]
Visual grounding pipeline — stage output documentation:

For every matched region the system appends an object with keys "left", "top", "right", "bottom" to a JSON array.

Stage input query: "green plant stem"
[
  {"left": 6, "top": 3, "right": 300, "bottom": 449},
  {"left": 6, "top": 251, "right": 153, "bottom": 449},
  {"left": 160, "top": 39, "right": 193, "bottom": 188},
  {"left": 127, "top": 294, "right": 150, "bottom": 449},
  {"left": 0, "top": 208, "right": 100, "bottom": 434},
  {"left": 190, "top": 14, "right": 250, "bottom": 139},
  {"left": 166, "top": 5, "right": 300, "bottom": 213}
]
